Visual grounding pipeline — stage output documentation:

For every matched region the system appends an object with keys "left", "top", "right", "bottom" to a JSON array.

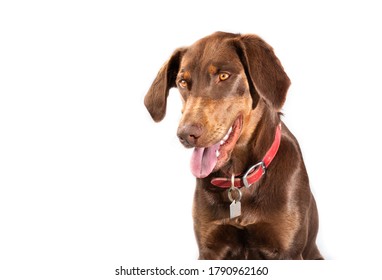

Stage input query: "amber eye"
[
  {"left": 219, "top": 73, "right": 230, "bottom": 81},
  {"left": 179, "top": 79, "right": 188, "bottom": 88}
]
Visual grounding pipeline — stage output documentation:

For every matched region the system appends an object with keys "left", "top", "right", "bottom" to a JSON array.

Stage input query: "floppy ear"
[
  {"left": 234, "top": 35, "right": 291, "bottom": 111},
  {"left": 144, "top": 48, "right": 187, "bottom": 122}
]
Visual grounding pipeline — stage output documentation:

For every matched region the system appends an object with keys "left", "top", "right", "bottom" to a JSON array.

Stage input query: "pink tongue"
[{"left": 190, "top": 142, "right": 221, "bottom": 178}]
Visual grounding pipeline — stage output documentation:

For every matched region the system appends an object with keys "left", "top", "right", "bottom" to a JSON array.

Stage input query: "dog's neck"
[{"left": 218, "top": 100, "right": 281, "bottom": 177}]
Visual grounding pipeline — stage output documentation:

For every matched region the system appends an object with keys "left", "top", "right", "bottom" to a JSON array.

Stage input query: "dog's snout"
[{"left": 177, "top": 124, "right": 203, "bottom": 147}]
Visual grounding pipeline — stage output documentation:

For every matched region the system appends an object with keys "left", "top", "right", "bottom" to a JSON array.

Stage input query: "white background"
[{"left": 1, "top": 0, "right": 382, "bottom": 279}]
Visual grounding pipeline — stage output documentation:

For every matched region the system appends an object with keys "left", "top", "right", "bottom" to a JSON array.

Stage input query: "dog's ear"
[
  {"left": 234, "top": 35, "right": 291, "bottom": 111},
  {"left": 144, "top": 48, "right": 187, "bottom": 122}
]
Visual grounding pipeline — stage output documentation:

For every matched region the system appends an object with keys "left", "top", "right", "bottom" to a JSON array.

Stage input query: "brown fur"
[{"left": 144, "top": 32, "right": 323, "bottom": 260}]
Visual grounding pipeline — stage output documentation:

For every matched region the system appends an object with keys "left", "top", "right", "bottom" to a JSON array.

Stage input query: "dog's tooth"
[
  {"left": 216, "top": 150, "right": 220, "bottom": 158},
  {"left": 228, "top": 126, "right": 233, "bottom": 135},
  {"left": 222, "top": 126, "right": 233, "bottom": 142}
]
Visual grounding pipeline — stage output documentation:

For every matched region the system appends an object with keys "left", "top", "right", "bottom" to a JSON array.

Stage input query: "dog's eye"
[
  {"left": 219, "top": 73, "right": 230, "bottom": 81},
  {"left": 179, "top": 79, "right": 188, "bottom": 88}
]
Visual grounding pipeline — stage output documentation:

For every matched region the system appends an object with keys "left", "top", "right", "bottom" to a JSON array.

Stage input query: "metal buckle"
[{"left": 242, "top": 161, "right": 266, "bottom": 189}]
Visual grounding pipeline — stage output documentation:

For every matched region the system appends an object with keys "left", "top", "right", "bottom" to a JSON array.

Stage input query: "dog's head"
[{"left": 144, "top": 32, "right": 290, "bottom": 178}]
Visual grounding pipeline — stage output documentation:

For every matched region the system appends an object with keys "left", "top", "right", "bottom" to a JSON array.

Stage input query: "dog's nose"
[{"left": 177, "top": 124, "right": 203, "bottom": 147}]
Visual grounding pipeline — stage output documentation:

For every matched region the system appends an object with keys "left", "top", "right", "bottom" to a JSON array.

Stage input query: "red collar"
[{"left": 211, "top": 124, "right": 282, "bottom": 189}]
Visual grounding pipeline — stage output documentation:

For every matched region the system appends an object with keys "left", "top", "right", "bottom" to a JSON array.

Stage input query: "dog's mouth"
[{"left": 190, "top": 115, "right": 243, "bottom": 178}]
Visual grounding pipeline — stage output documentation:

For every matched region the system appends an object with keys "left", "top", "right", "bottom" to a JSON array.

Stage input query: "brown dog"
[{"left": 144, "top": 32, "right": 323, "bottom": 260}]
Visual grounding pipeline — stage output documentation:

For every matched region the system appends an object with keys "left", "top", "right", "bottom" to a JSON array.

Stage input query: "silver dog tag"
[
  {"left": 230, "top": 200, "right": 241, "bottom": 219},
  {"left": 228, "top": 174, "right": 242, "bottom": 219}
]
